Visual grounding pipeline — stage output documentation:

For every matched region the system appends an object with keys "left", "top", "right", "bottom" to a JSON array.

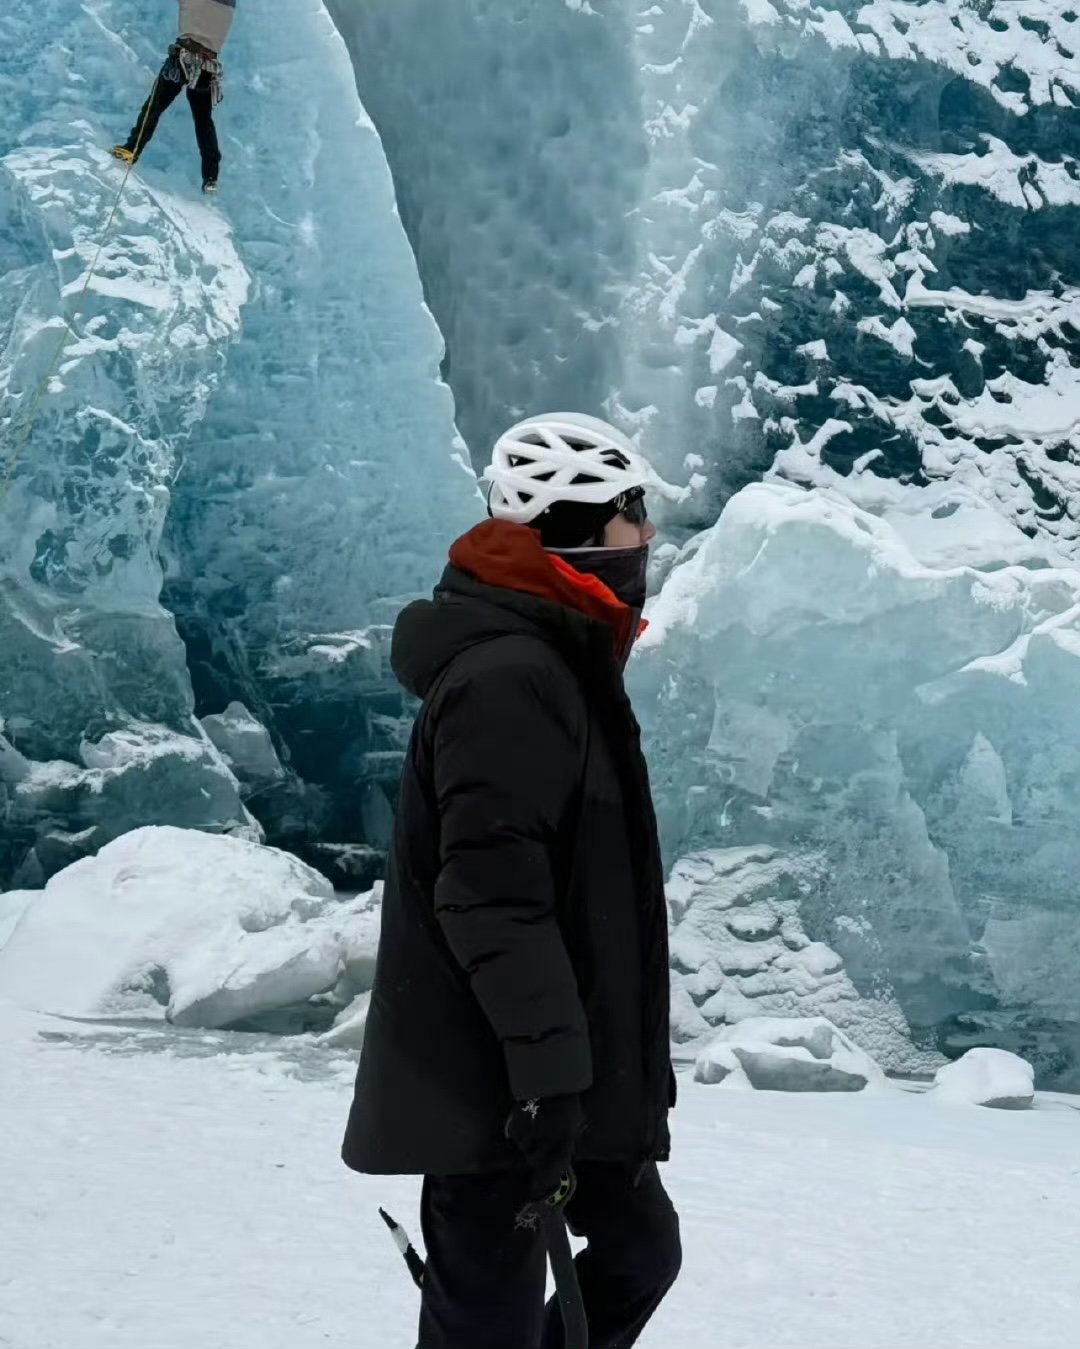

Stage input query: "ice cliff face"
[
  {"left": 637, "top": 483, "right": 1080, "bottom": 1083},
  {"left": 331, "top": 0, "right": 1079, "bottom": 540},
  {"left": 330, "top": 0, "right": 1080, "bottom": 1080},
  {"left": 0, "top": 0, "right": 475, "bottom": 884}
]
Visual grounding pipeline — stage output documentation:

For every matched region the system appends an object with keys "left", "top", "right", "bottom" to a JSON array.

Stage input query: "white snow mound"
[
  {"left": 0, "top": 827, "right": 381, "bottom": 1028},
  {"left": 694, "top": 1015, "right": 887, "bottom": 1092},
  {"left": 932, "top": 1048, "right": 1035, "bottom": 1110},
  {"left": 0, "top": 890, "right": 35, "bottom": 952}
]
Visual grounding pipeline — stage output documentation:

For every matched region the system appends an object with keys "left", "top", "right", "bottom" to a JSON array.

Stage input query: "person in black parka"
[{"left": 342, "top": 412, "right": 681, "bottom": 1349}]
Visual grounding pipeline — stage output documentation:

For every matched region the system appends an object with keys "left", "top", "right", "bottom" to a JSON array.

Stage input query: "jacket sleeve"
[{"left": 430, "top": 657, "right": 593, "bottom": 1102}]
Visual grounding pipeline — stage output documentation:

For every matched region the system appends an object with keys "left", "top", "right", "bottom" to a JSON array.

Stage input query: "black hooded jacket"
[{"left": 341, "top": 521, "right": 672, "bottom": 1177}]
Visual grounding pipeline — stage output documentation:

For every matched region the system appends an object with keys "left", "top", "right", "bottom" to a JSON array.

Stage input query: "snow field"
[{"left": 1, "top": 1005, "right": 1077, "bottom": 1349}]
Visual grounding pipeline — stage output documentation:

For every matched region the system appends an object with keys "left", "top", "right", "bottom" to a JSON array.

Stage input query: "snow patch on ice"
[
  {"left": 754, "top": 0, "right": 1080, "bottom": 111},
  {"left": 909, "top": 138, "right": 1080, "bottom": 211}
]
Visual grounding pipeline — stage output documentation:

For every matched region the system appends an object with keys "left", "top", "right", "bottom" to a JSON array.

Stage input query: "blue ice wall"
[{"left": 0, "top": 0, "right": 477, "bottom": 883}]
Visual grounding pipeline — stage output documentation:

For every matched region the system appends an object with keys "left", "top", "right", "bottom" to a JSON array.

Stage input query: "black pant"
[
  {"left": 418, "top": 1162, "right": 681, "bottom": 1349},
  {"left": 126, "top": 65, "right": 221, "bottom": 181}
]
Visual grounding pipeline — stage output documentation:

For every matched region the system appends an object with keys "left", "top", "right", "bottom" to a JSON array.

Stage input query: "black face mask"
[{"left": 548, "top": 543, "right": 649, "bottom": 612}]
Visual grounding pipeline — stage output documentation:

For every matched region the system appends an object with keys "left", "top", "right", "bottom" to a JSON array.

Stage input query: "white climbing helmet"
[{"left": 484, "top": 412, "right": 650, "bottom": 525}]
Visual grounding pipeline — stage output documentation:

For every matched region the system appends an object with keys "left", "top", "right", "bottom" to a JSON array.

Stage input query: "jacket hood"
[{"left": 392, "top": 520, "right": 636, "bottom": 700}]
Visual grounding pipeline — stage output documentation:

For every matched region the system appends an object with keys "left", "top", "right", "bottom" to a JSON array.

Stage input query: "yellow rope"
[{"left": 0, "top": 75, "right": 161, "bottom": 503}]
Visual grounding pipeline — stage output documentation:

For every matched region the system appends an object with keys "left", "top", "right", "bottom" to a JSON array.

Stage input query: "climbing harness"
[
  {"left": 168, "top": 39, "right": 224, "bottom": 106},
  {"left": 0, "top": 75, "right": 161, "bottom": 505}
]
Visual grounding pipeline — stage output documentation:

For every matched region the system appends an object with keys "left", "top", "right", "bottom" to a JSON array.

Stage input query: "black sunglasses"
[{"left": 615, "top": 490, "right": 648, "bottom": 527}]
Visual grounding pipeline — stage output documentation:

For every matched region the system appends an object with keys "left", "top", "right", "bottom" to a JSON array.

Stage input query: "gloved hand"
[{"left": 505, "top": 1094, "right": 584, "bottom": 1206}]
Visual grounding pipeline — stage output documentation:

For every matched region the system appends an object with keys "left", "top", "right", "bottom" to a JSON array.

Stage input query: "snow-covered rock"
[
  {"left": 694, "top": 1016, "right": 886, "bottom": 1092},
  {"left": 932, "top": 1048, "right": 1035, "bottom": 1111},
  {"left": 0, "top": 827, "right": 382, "bottom": 1029}
]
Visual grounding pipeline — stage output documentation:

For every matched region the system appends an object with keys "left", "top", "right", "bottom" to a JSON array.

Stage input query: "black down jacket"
[{"left": 342, "top": 521, "right": 672, "bottom": 1177}]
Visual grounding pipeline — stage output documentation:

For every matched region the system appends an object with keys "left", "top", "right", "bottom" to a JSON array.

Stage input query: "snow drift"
[{"left": 0, "top": 827, "right": 381, "bottom": 1029}]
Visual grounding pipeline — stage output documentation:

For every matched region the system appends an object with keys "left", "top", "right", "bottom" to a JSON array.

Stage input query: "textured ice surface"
[
  {"left": 693, "top": 1015, "right": 886, "bottom": 1091},
  {"left": 668, "top": 849, "right": 907, "bottom": 1058},
  {"left": 0, "top": 0, "right": 476, "bottom": 884},
  {"left": 329, "top": 0, "right": 1080, "bottom": 543},
  {"left": 638, "top": 482, "right": 1080, "bottom": 1086},
  {"left": 3, "top": 721, "right": 252, "bottom": 889},
  {"left": 0, "top": 827, "right": 382, "bottom": 1029},
  {"left": 932, "top": 1047, "right": 1035, "bottom": 1110},
  {"left": 318, "top": 988, "right": 370, "bottom": 1049},
  {"left": 668, "top": 847, "right": 932, "bottom": 1073}
]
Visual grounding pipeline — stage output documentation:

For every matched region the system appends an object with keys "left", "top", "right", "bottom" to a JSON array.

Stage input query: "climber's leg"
[
  {"left": 188, "top": 74, "right": 221, "bottom": 187},
  {"left": 115, "top": 66, "right": 184, "bottom": 162}
]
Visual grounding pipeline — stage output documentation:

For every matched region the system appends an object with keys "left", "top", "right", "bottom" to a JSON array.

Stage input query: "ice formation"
[
  {"left": 0, "top": 0, "right": 477, "bottom": 885},
  {"left": 201, "top": 702, "right": 287, "bottom": 791},
  {"left": 0, "top": 827, "right": 382, "bottom": 1030},
  {"left": 2, "top": 0, "right": 1079, "bottom": 1079},
  {"left": 931, "top": 1047, "right": 1035, "bottom": 1110},
  {"left": 637, "top": 482, "right": 1080, "bottom": 1085},
  {"left": 693, "top": 1015, "right": 886, "bottom": 1091}
]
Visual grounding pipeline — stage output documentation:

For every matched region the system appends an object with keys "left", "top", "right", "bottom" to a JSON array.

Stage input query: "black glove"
[{"left": 505, "top": 1094, "right": 584, "bottom": 1205}]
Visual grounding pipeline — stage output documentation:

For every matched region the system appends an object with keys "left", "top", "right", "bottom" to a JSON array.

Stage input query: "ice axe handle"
[
  {"left": 378, "top": 1207, "right": 425, "bottom": 1289},
  {"left": 543, "top": 1208, "right": 589, "bottom": 1349}
]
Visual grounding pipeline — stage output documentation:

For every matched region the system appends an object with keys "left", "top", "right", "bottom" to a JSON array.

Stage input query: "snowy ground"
[{"left": 2, "top": 1003, "right": 1078, "bottom": 1349}]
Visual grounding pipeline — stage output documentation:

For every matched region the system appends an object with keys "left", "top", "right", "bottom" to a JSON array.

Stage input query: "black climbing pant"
[
  {"left": 417, "top": 1162, "right": 682, "bottom": 1349},
  {"left": 126, "top": 65, "right": 221, "bottom": 182}
]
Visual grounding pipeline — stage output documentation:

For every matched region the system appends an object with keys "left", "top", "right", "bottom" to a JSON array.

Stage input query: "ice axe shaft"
[
  {"left": 378, "top": 1203, "right": 588, "bottom": 1348},
  {"left": 543, "top": 1209, "right": 589, "bottom": 1349}
]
